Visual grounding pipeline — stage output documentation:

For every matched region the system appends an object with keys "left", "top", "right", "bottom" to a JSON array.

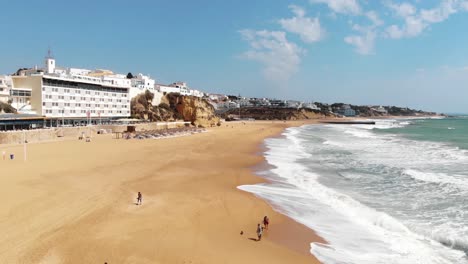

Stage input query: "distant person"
[
  {"left": 2, "top": 150, "right": 5, "bottom": 160},
  {"left": 256, "top": 223, "right": 263, "bottom": 241},
  {"left": 263, "top": 216, "right": 269, "bottom": 230},
  {"left": 137, "top": 192, "right": 142, "bottom": 205}
]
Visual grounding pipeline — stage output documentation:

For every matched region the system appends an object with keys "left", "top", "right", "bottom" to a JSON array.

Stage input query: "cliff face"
[
  {"left": 131, "top": 92, "right": 220, "bottom": 127},
  {"left": 0, "top": 102, "right": 16, "bottom": 114},
  {"left": 223, "top": 107, "right": 327, "bottom": 120},
  {"left": 167, "top": 94, "right": 220, "bottom": 127}
]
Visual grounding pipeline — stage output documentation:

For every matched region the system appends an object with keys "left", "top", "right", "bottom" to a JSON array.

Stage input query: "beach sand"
[{"left": 0, "top": 121, "right": 323, "bottom": 263}]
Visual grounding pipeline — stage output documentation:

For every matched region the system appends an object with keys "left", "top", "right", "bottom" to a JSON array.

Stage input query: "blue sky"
[{"left": 1, "top": 0, "right": 467, "bottom": 113}]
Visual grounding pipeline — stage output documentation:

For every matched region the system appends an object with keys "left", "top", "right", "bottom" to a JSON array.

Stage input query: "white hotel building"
[
  {"left": 156, "top": 81, "right": 204, "bottom": 98},
  {"left": 9, "top": 56, "right": 147, "bottom": 121},
  {"left": 0, "top": 75, "right": 11, "bottom": 103}
]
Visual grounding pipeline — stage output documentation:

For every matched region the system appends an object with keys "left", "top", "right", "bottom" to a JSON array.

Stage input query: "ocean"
[{"left": 238, "top": 117, "right": 468, "bottom": 264}]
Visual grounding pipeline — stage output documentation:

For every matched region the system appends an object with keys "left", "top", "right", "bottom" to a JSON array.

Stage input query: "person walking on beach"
[
  {"left": 256, "top": 223, "right": 263, "bottom": 241},
  {"left": 2, "top": 150, "right": 5, "bottom": 160},
  {"left": 137, "top": 192, "right": 142, "bottom": 205},
  {"left": 263, "top": 216, "right": 269, "bottom": 230}
]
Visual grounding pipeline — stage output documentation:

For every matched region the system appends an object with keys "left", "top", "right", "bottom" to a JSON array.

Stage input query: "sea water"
[{"left": 238, "top": 117, "right": 468, "bottom": 264}]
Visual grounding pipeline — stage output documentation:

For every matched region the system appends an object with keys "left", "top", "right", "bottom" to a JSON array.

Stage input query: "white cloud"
[
  {"left": 420, "top": 0, "right": 457, "bottom": 23},
  {"left": 387, "top": 2, "right": 417, "bottom": 18},
  {"left": 385, "top": 0, "right": 467, "bottom": 39},
  {"left": 289, "top": 4, "right": 306, "bottom": 17},
  {"left": 343, "top": 10, "right": 382, "bottom": 55},
  {"left": 462, "top": 1, "right": 468, "bottom": 10},
  {"left": 366, "top": 11, "right": 384, "bottom": 27},
  {"left": 239, "top": 30, "right": 305, "bottom": 81},
  {"left": 310, "top": 0, "right": 361, "bottom": 15},
  {"left": 385, "top": 24, "right": 405, "bottom": 39},
  {"left": 279, "top": 5, "right": 325, "bottom": 43},
  {"left": 345, "top": 30, "right": 377, "bottom": 55}
]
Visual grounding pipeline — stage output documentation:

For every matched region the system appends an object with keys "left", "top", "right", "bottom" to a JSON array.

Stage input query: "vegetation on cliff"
[
  {"left": 330, "top": 103, "right": 437, "bottom": 117},
  {"left": 222, "top": 107, "right": 329, "bottom": 120}
]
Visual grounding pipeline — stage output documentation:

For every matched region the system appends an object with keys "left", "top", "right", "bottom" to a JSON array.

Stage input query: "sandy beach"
[{"left": 0, "top": 121, "right": 323, "bottom": 264}]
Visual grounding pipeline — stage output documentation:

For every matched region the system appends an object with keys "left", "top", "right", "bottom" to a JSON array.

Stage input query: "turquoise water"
[
  {"left": 239, "top": 117, "right": 468, "bottom": 264},
  {"left": 376, "top": 117, "right": 468, "bottom": 150}
]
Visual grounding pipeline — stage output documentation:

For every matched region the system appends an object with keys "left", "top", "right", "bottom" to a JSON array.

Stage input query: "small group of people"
[{"left": 256, "top": 216, "right": 269, "bottom": 241}]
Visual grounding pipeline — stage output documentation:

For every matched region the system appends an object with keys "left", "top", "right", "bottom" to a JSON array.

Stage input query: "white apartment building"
[
  {"left": 156, "top": 81, "right": 203, "bottom": 97},
  {"left": 10, "top": 56, "right": 131, "bottom": 119},
  {"left": 302, "top": 102, "right": 320, "bottom": 110},
  {"left": 156, "top": 84, "right": 182, "bottom": 94},
  {"left": 0, "top": 75, "right": 11, "bottom": 103},
  {"left": 129, "top": 73, "right": 156, "bottom": 99}
]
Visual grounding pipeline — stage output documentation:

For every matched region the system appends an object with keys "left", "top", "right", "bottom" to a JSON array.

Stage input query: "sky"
[{"left": 0, "top": 0, "right": 467, "bottom": 113}]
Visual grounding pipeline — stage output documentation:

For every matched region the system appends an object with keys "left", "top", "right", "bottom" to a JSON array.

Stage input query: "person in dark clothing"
[
  {"left": 263, "top": 216, "right": 269, "bottom": 230},
  {"left": 137, "top": 192, "right": 142, "bottom": 205}
]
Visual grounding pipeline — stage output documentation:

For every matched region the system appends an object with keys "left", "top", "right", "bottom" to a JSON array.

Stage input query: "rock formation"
[
  {"left": 222, "top": 107, "right": 328, "bottom": 120},
  {"left": 131, "top": 91, "right": 220, "bottom": 127},
  {"left": 0, "top": 102, "right": 16, "bottom": 114}
]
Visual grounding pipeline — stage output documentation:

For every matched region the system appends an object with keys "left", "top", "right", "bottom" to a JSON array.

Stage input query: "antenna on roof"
[{"left": 46, "top": 46, "right": 54, "bottom": 59}]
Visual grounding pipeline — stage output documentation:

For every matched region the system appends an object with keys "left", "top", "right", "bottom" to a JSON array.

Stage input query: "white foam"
[
  {"left": 239, "top": 125, "right": 468, "bottom": 264},
  {"left": 404, "top": 169, "right": 468, "bottom": 190},
  {"left": 343, "top": 128, "right": 376, "bottom": 138}
]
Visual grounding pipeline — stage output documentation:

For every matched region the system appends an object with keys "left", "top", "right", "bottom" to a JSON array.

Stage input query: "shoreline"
[
  {"left": 0, "top": 119, "right": 324, "bottom": 263},
  {"left": 0, "top": 116, "right": 434, "bottom": 263},
  {"left": 246, "top": 120, "right": 326, "bottom": 258}
]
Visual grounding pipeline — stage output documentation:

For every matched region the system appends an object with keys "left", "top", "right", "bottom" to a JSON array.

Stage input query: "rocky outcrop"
[
  {"left": 166, "top": 93, "right": 220, "bottom": 127},
  {"left": 222, "top": 107, "right": 327, "bottom": 120},
  {"left": 131, "top": 92, "right": 220, "bottom": 127},
  {"left": 0, "top": 102, "right": 16, "bottom": 114}
]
